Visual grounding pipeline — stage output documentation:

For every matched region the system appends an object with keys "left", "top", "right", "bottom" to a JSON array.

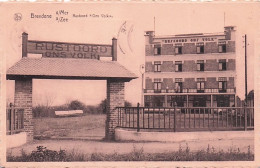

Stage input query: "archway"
[{"left": 6, "top": 33, "right": 137, "bottom": 141}]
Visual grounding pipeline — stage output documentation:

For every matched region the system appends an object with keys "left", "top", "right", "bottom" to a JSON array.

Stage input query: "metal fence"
[
  {"left": 117, "top": 104, "right": 254, "bottom": 132},
  {"left": 6, "top": 104, "right": 24, "bottom": 135}
]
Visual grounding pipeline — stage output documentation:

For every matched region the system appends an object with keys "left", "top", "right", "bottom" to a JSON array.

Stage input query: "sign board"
[
  {"left": 158, "top": 35, "right": 226, "bottom": 44},
  {"left": 27, "top": 40, "right": 112, "bottom": 60}
]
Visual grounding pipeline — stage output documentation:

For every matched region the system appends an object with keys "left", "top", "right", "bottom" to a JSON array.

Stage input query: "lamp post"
[{"left": 140, "top": 64, "right": 145, "bottom": 106}]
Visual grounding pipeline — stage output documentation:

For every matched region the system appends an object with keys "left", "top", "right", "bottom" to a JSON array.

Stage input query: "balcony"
[
  {"left": 144, "top": 88, "right": 235, "bottom": 94},
  {"left": 154, "top": 89, "right": 162, "bottom": 93}
]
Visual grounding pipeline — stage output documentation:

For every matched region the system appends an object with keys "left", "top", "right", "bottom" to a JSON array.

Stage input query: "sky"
[{"left": 2, "top": 2, "right": 259, "bottom": 106}]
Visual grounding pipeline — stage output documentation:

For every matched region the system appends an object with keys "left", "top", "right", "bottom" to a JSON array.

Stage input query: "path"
[{"left": 7, "top": 137, "right": 254, "bottom": 157}]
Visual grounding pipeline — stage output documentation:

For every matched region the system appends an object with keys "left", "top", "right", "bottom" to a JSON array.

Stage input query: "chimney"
[
  {"left": 22, "top": 32, "right": 28, "bottom": 58},
  {"left": 112, "top": 37, "right": 117, "bottom": 61}
]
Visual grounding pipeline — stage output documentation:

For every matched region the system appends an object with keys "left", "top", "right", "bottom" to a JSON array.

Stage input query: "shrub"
[
  {"left": 97, "top": 99, "right": 132, "bottom": 114},
  {"left": 32, "top": 106, "right": 55, "bottom": 118},
  {"left": 33, "top": 99, "right": 136, "bottom": 117},
  {"left": 7, "top": 146, "right": 86, "bottom": 162},
  {"left": 69, "top": 100, "right": 87, "bottom": 110},
  {"left": 97, "top": 99, "right": 107, "bottom": 114},
  {"left": 7, "top": 145, "right": 254, "bottom": 162},
  {"left": 84, "top": 105, "right": 99, "bottom": 114},
  {"left": 7, "top": 146, "right": 67, "bottom": 162},
  {"left": 33, "top": 100, "right": 89, "bottom": 117}
]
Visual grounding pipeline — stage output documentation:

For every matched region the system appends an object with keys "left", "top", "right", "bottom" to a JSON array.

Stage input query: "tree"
[
  {"left": 98, "top": 99, "right": 132, "bottom": 114},
  {"left": 69, "top": 100, "right": 87, "bottom": 110},
  {"left": 98, "top": 99, "right": 107, "bottom": 114}
]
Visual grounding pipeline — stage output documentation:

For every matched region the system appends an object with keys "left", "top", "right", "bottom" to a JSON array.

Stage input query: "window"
[
  {"left": 218, "top": 77, "right": 227, "bottom": 93},
  {"left": 197, "top": 60, "right": 204, "bottom": 71},
  {"left": 175, "top": 78, "right": 183, "bottom": 93},
  {"left": 219, "top": 59, "right": 227, "bottom": 71},
  {"left": 175, "top": 44, "right": 182, "bottom": 54},
  {"left": 154, "top": 45, "right": 161, "bottom": 55},
  {"left": 167, "top": 95, "right": 185, "bottom": 107},
  {"left": 218, "top": 42, "right": 226, "bottom": 53},
  {"left": 197, "top": 78, "right": 205, "bottom": 93},
  {"left": 144, "top": 96, "right": 152, "bottom": 107},
  {"left": 145, "top": 96, "right": 164, "bottom": 107},
  {"left": 175, "top": 61, "right": 182, "bottom": 72},
  {"left": 193, "top": 96, "right": 207, "bottom": 107},
  {"left": 154, "top": 78, "right": 161, "bottom": 93},
  {"left": 216, "top": 95, "right": 230, "bottom": 107},
  {"left": 154, "top": 61, "right": 161, "bottom": 72},
  {"left": 196, "top": 43, "right": 204, "bottom": 54},
  {"left": 152, "top": 96, "right": 164, "bottom": 107}
]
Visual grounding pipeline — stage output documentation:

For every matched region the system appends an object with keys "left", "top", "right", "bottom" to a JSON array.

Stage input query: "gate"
[{"left": 6, "top": 104, "right": 24, "bottom": 135}]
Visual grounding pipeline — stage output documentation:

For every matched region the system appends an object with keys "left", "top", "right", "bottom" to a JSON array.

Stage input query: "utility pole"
[
  {"left": 244, "top": 34, "right": 247, "bottom": 106},
  {"left": 154, "top": 17, "right": 156, "bottom": 36}
]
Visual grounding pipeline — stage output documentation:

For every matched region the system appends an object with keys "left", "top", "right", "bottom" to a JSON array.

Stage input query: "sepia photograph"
[{"left": 0, "top": 1, "right": 259, "bottom": 167}]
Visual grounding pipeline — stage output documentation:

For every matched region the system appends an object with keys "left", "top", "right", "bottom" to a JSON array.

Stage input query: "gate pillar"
[
  {"left": 14, "top": 78, "right": 33, "bottom": 141},
  {"left": 105, "top": 79, "right": 125, "bottom": 140}
]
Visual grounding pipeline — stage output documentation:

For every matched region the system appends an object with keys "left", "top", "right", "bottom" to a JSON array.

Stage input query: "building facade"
[{"left": 144, "top": 26, "right": 236, "bottom": 108}]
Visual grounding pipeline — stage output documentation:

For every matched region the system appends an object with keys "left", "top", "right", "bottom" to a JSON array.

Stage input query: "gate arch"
[{"left": 6, "top": 33, "right": 137, "bottom": 141}]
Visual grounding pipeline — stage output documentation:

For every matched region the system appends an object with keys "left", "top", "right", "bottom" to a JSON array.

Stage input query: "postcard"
[{"left": 0, "top": 2, "right": 259, "bottom": 167}]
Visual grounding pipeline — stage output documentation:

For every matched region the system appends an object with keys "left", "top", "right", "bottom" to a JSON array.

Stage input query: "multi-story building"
[{"left": 144, "top": 26, "right": 236, "bottom": 108}]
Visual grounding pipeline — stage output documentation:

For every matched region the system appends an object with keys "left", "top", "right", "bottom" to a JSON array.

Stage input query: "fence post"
[
  {"left": 137, "top": 103, "right": 140, "bottom": 132},
  {"left": 174, "top": 102, "right": 177, "bottom": 132},
  {"left": 244, "top": 103, "right": 247, "bottom": 131},
  {"left": 9, "top": 103, "right": 14, "bottom": 135}
]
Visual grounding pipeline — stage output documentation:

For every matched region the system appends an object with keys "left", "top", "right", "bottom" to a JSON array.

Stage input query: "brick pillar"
[
  {"left": 14, "top": 78, "right": 33, "bottom": 141},
  {"left": 105, "top": 79, "right": 125, "bottom": 140}
]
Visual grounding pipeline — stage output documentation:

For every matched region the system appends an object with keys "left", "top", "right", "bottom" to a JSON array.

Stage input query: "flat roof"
[
  {"left": 154, "top": 32, "right": 225, "bottom": 39},
  {"left": 6, "top": 58, "right": 137, "bottom": 81}
]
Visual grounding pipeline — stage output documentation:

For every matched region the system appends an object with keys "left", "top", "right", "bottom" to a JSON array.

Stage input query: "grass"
[
  {"left": 33, "top": 112, "right": 251, "bottom": 139},
  {"left": 89, "top": 144, "right": 254, "bottom": 161},
  {"left": 33, "top": 109, "right": 254, "bottom": 139},
  {"left": 9, "top": 114, "right": 254, "bottom": 162},
  {"left": 7, "top": 145, "right": 254, "bottom": 162},
  {"left": 34, "top": 114, "right": 106, "bottom": 139}
]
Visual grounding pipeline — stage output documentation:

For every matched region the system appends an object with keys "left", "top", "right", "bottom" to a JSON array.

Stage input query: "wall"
[
  {"left": 145, "top": 40, "right": 235, "bottom": 56},
  {"left": 204, "top": 59, "right": 218, "bottom": 71},
  {"left": 145, "top": 59, "right": 235, "bottom": 72},
  {"left": 6, "top": 132, "right": 27, "bottom": 148},
  {"left": 183, "top": 60, "right": 196, "bottom": 72},
  {"left": 145, "top": 77, "right": 235, "bottom": 91},
  {"left": 115, "top": 128, "right": 253, "bottom": 144},
  {"left": 161, "top": 61, "right": 174, "bottom": 72},
  {"left": 183, "top": 78, "right": 196, "bottom": 89}
]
